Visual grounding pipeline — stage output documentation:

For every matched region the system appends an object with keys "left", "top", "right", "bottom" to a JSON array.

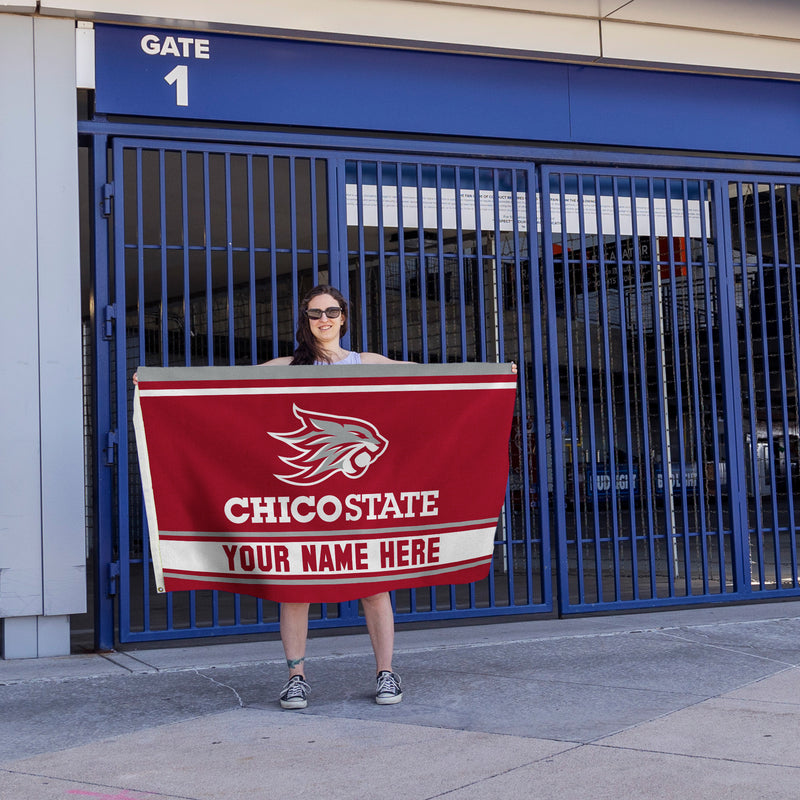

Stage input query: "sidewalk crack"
[{"left": 194, "top": 669, "right": 244, "bottom": 708}]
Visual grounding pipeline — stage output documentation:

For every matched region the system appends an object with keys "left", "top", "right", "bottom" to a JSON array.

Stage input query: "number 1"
[{"left": 164, "top": 65, "right": 188, "bottom": 107}]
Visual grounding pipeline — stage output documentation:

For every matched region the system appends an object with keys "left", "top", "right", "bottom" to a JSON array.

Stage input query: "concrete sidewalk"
[{"left": 3, "top": 601, "right": 800, "bottom": 799}]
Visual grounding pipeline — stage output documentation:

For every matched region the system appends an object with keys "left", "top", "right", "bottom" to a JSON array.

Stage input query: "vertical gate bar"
[
  {"left": 594, "top": 175, "right": 622, "bottom": 601},
  {"left": 376, "top": 161, "right": 388, "bottom": 354},
  {"left": 698, "top": 180, "right": 728, "bottom": 589},
  {"left": 680, "top": 179, "right": 711, "bottom": 594},
  {"left": 118, "top": 142, "right": 137, "bottom": 640},
  {"left": 180, "top": 148, "right": 191, "bottom": 628},
  {"left": 510, "top": 167, "right": 536, "bottom": 606},
  {"left": 492, "top": 168, "right": 513, "bottom": 606},
  {"left": 201, "top": 150, "right": 217, "bottom": 626},
  {"left": 454, "top": 166, "right": 468, "bottom": 362},
  {"left": 289, "top": 157, "right": 300, "bottom": 332},
  {"left": 202, "top": 152, "right": 214, "bottom": 365},
  {"left": 356, "top": 162, "right": 368, "bottom": 349},
  {"left": 751, "top": 182, "right": 780, "bottom": 585},
  {"left": 528, "top": 165, "right": 552, "bottom": 608},
  {"left": 332, "top": 157, "right": 349, "bottom": 342},
  {"left": 115, "top": 145, "right": 136, "bottom": 638},
  {"left": 435, "top": 165, "right": 446, "bottom": 362},
  {"left": 180, "top": 151, "right": 191, "bottom": 367},
  {"left": 416, "top": 163, "right": 429, "bottom": 361},
  {"left": 396, "top": 164, "right": 409, "bottom": 361},
  {"left": 490, "top": 167, "right": 507, "bottom": 608},
  {"left": 473, "top": 168, "right": 488, "bottom": 362},
  {"left": 472, "top": 169, "right": 497, "bottom": 605},
  {"left": 226, "top": 149, "right": 241, "bottom": 614},
  {"left": 542, "top": 169, "right": 575, "bottom": 610},
  {"left": 93, "top": 135, "right": 116, "bottom": 649},
  {"left": 243, "top": 153, "right": 258, "bottom": 627},
  {"left": 431, "top": 164, "right": 446, "bottom": 608},
  {"left": 158, "top": 150, "right": 169, "bottom": 365},
  {"left": 268, "top": 155, "right": 279, "bottom": 357},
  {"left": 494, "top": 167, "right": 511, "bottom": 604},
  {"left": 329, "top": 157, "right": 345, "bottom": 295},
  {"left": 135, "top": 150, "right": 145, "bottom": 358},
  {"left": 731, "top": 181, "right": 761, "bottom": 588},
  {"left": 715, "top": 178, "right": 748, "bottom": 594},
  {"left": 179, "top": 147, "right": 199, "bottom": 661},
  {"left": 558, "top": 171, "right": 586, "bottom": 606},
  {"left": 768, "top": 183, "right": 792, "bottom": 586},
  {"left": 749, "top": 180, "right": 772, "bottom": 583},
  {"left": 576, "top": 175, "right": 603, "bottom": 602},
  {"left": 492, "top": 170, "right": 507, "bottom": 362},
  {"left": 496, "top": 167, "right": 511, "bottom": 608},
  {"left": 246, "top": 155, "right": 257, "bottom": 363},
  {"left": 782, "top": 185, "right": 800, "bottom": 586},
  {"left": 664, "top": 181, "right": 692, "bottom": 591},
  {"left": 224, "top": 153, "right": 235, "bottom": 366},
  {"left": 451, "top": 172, "right": 462, "bottom": 604},
  {"left": 629, "top": 177, "right": 658, "bottom": 599},
  {"left": 157, "top": 149, "right": 175, "bottom": 629},
  {"left": 135, "top": 148, "right": 153, "bottom": 631},
  {"left": 648, "top": 178, "right": 677, "bottom": 596},
  {"left": 309, "top": 156, "right": 320, "bottom": 286},
  {"left": 611, "top": 177, "right": 639, "bottom": 599}
]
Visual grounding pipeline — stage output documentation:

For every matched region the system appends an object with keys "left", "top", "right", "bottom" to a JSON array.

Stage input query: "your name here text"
[{"left": 221, "top": 537, "right": 442, "bottom": 574}]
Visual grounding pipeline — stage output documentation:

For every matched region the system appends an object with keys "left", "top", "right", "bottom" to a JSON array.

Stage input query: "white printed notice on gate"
[{"left": 346, "top": 185, "right": 710, "bottom": 237}]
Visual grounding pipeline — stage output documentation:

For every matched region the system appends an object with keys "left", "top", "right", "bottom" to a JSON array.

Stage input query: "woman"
[{"left": 265, "top": 285, "right": 408, "bottom": 710}]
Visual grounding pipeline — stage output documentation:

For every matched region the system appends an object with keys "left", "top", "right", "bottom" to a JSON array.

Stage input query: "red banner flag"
[{"left": 133, "top": 364, "right": 517, "bottom": 603}]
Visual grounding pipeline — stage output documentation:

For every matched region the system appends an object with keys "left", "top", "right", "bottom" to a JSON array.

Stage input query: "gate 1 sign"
[
  {"left": 91, "top": 23, "right": 569, "bottom": 140},
  {"left": 133, "top": 364, "right": 517, "bottom": 602}
]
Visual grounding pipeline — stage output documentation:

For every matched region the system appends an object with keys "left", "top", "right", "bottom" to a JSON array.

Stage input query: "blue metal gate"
[
  {"left": 101, "top": 137, "right": 550, "bottom": 643},
  {"left": 92, "top": 131, "right": 800, "bottom": 643},
  {"left": 729, "top": 177, "right": 800, "bottom": 597},
  {"left": 541, "top": 167, "right": 800, "bottom": 613}
]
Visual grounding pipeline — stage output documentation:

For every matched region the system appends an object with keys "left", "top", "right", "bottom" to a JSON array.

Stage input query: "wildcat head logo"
[{"left": 269, "top": 405, "right": 389, "bottom": 486}]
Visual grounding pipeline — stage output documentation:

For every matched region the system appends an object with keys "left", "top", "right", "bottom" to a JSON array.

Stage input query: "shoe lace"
[
  {"left": 377, "top": 671, "right": 400, "bottom": 695},
  {"left": 282, "top": 676, "right": 310, "bottom": 699}
]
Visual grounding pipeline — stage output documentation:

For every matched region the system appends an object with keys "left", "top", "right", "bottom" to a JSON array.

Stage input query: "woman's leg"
[
  {"left": 280, "top": 602, "right": 311, "bottom": 676},
  {"left": 361, "top": 592, "right": 395, "bottom": 673}
]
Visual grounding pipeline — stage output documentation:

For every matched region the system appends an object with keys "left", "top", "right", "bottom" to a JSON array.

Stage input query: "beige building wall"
[{"left": 18, "top": 0, "right": 800, "bottom": 80}]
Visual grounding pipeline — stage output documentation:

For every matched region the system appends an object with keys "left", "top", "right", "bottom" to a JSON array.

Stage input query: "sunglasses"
[{"left": 305, "top": 306, "right": 343, "bottom": 320}]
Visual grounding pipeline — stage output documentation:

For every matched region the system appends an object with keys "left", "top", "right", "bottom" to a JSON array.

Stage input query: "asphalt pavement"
[{"left": 3, "top": 600, "right": 800, "bottom": 799}]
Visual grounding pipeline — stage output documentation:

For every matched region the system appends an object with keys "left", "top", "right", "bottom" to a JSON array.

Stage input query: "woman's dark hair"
[{"left": 290, "top": 284, "right": 349, "bottom": 365}]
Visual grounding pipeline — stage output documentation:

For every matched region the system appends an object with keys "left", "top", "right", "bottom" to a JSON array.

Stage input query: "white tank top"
[{"left": 314, "top": 351, "right": 362, "bottom": 365}]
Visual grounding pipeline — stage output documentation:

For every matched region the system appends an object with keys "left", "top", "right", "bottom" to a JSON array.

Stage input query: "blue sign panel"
[
  {"left": 94, "top": 23, "right": 800, "bottom": 158},
  {"left": 93, "top": 23, "right": 571, "bottom": 139}
]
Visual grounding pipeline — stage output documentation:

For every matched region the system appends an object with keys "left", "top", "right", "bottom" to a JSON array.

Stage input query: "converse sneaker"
[
  {"left": 279, "top": 675, "right": 310, "bottom": 709},
  {"left": 375, "top": 670, "right": 403, "bottom": 705}
]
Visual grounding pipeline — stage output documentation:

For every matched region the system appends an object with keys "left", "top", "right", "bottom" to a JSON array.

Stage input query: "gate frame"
[
  {"left": 539, "top": 165, "right": 755, "bottom": 614},
  {"left": 86, "top": 126, "right": 554, "bottom": 647},
  {"left": 80, "top": 118, "right": 800, "bottom": 648}
]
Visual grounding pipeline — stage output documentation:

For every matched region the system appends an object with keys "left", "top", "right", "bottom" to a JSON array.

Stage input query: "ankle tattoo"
[{"left": 287, "top": 656, "right": 306, "bottom": 670}]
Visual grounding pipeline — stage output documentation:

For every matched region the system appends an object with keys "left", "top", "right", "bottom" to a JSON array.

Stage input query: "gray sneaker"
[
  {"left": 280, "top": 675, "right": 310, "bottom": 709},
  {"left": 375, "top": 670, "right": 403, "bottom": 705}
]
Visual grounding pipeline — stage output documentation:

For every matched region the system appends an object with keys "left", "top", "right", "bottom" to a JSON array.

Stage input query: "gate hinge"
[
  {"left": 103, "top": 304, "right": 116, "bottom": 340},
  {"left": 105, "top": 429, "right": 118, "bottom": 466},
  {"left": 101, "top": 182, "right": 114, "bottom": 217},
  {"left": 107, "top": 561, "right": 120, "bottom": 597}
]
